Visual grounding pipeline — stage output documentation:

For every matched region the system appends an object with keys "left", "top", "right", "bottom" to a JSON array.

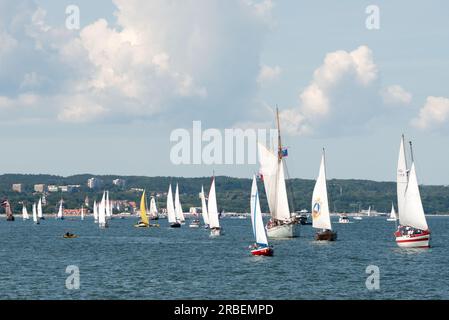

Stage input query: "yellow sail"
[{"left": 140, "top": 191, "right": 149, "bottom": 225}]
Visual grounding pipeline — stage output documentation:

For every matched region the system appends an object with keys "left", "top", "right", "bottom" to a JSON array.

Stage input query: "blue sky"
[{"left": 1, "top": 0, "right": 449, "bottom": 185}]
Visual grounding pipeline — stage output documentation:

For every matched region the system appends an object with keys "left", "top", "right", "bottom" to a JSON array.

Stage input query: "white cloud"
[
  {"left": 257, "top": 65, "right": 281, "bottom": 86},
  {"left": 58, "top": 98, "right": 107, "bottom": 123},
  {"left": 280, "top": 45, "right": 380, "bottom": 136},
  {"left": 382, "top": 85, "right": 412, "bottom": 105},
  {"left": 411, "top": 96, "right": 449, "bottom": 130}
]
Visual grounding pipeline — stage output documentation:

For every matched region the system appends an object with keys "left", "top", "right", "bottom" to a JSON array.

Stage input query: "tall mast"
[
  {"left": 276, "top": 106, "right": 283, "bottom": 160},
  {"left": 409, "top": 140, "right": 415, "bottom": 163}
]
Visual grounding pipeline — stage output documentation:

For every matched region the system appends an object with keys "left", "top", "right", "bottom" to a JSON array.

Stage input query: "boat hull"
[
  {"left": 315, "top": 230, "right": 337, "bottom": 241},
  {"left": 134, "top": 222, "right": 149, "bottom": 228},
  {"left": 386, "top": 218, "right": 397, "bottom": 222},
  {"left": 266, "top": 222, "right": 299, "bottom": 239},
  {"left": 395, "top": 230, "right": 430, "bottom": 248},
  {"left": 251, "top": 247, "right": 274, "bottom": 256},
  {"left": 210, "top": 228, "right": 221, "bottom": 237},
  {"left": 170, "top": 222, "right": 181, "bottom": 228}
]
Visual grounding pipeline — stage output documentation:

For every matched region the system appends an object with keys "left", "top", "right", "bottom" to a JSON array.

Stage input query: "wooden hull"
[
  {"left": 251, "top": 247, "right": 274, "bottom": 256},
  {"left": 315, "top": 230, "right": 337, "bottom": 241},
  {"left": 395, "top": 230, "right": 430, "bottom": 248}
]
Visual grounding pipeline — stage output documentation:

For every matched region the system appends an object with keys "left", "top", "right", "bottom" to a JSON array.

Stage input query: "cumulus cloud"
[
  {"left": 411, "top": 96, "right": 449, "bottom": 130},
  {"left": 257, "top": 65, "right": 281, "bottom": 86},
  {"left": 279, "top": 45, "right": 380, "bottom": 136},
  {"left": 382, "top": 85, "right": 412, "bottom": 105},
  {"left": 58, "top": 97, "right": 107, "bottom": 123}
]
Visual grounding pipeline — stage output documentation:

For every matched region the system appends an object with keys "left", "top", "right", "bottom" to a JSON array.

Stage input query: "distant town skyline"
[{"left": 1, "top": 1, "right": 449, "bottom": 185}]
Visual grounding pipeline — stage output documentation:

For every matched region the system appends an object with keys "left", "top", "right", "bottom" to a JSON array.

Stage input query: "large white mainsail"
[
  {"left": 311, "top": 151, "right": 332, "bottom": 231},
  {"left": 22, "top": 204, "right": 30, "bottom": 220},
  {"left": 401, "top": 163, "right": 428, "bottom": 230},
  {"left": 174, "top": 184, "right": 185, "bottom": 222},
  {"left": 149, "top": 197, "right": 158, "bottom": 218},
  {"left": 93, "top": 200, "right": 98, "bottom": 223},
  {"left": 397, "top": 135, "right": 408, "bottom": 218},
  {"left": 32, "top": 203, "right": 38, "bottom": 223},
  {"left": 57, "top": 200, "right": 63, "bottom": 219},
  {"left": 251, "top": 175, "right": 269, "bottom": 247},
  {"left": 98, "top": 192, "right": 107, "bottom": 227},
  {"left": 37, "top": 198, "right": 43, "bottom": 219},
  {"left": 208, "top": 178, "right": 220, "bottom": 229},
  {"left": 166, "top": 185, "right": 177, "bottom": 224},
  {"left": 200, "top": 185, "right": 209, "bottom": 226},
  {"left": 257, "top": 142, "right": 291, "bottom": 222}
]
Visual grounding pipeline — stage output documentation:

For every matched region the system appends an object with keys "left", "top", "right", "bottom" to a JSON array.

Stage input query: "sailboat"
[
  {"left": 249, "top": 175, "right": 273, "bottom": 256},
  {"left": 135, "top": 191, "right": 150, "bottom": 228},
  {"left": 106, "top": 191, "right": 112, "bottom": 220},
  {"left": 387, "top": 203, "right": 397, "bottom": 222},
  {"left": 394, "top": 136, "right": 430, "bottom": 248},
  {"left": 174, "top": 184, "right": 185, "bottom": 224},
  {"left": 56, "top": 199, "right": 64, "bottom": 220},
  {"left": 167, "top": 185, "right": 181, "bottom": 228},
  {"left": 80, "top": 205, "right": 84, "bottom": 221},
  {"left": 208, "top": 176, "right": 222, "bottom": 237},
  {"left": 37, "top": 198, "right": 44, "bottom": 220},
  {"left": 22, "top": 204, "right": 30, "bottom": 220},
  {"left": 32, "top": 203, "right": 39, "bottom": 224},
  {"left": 98, "top": 191, "right": 108, "bottom": 229},
  {"left": 93, "top": 200, "right": 98, "bottom": 223},
  {"left": 311, "top": 149, "right": 337, "bottom": 241},
  {"left": 149, "top": 196, "right": 159, "bottom": 220},
  {"left": 257, "top": 108, "right": 299, "bottom": 239},
  {"left": 199, "top": 185, "right": 209, "bottom": 229}
]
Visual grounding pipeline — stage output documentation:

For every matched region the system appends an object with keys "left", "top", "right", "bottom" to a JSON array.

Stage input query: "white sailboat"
[
  {"left": 167, "top": 184, "right": 180, "bottom": 228},
  {"left": 56, "top": 199, "right": 64, "bottom": 220},
  {"left": 174, "top": 184, "right": 185, "bottom": 224},
  {"left": 149, "top": 196, "right": 159, "bottom": 220},
  {"left": 98, "top": 191, "right": 108, "bottom": 228},
  {"left": 311, "top": 149, "right": 337, "bottom": 241},
  {"left": 257, "top": 108, "right": 299, "bottom": 239},
  {"left": 32, "top": 203, "right": 39, "bottom": 224},
  {"left": 81, "top": 205, "right": 84, "bottom": 221},
  {"left": 106, "top": 191, "right": 112, "bottom": 219},
  {"left": 22, "top": 204, "right": 30, "bottom": 220},
  {"left": 93, "top": 200, "right": 98, "bottom": 223},
  {"left": 199, "top": 185, "right": 209, "bottom": 228},
  {"left": 387, "top": 203, "right": 397, "bottom": 222},
  {"left": 249, "top": 175, "right": 273, "bottom": 256},
  {"left": 37, "top": 198, "right": 44, "bottom": 220},
  {"left": 208, "top": 176, "right": 222, "bottom": 237},
  {"left": 394, "top": 135, "right": 430, "bottom": 248}
]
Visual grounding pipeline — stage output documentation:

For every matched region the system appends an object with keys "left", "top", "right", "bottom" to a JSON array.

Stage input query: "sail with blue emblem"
[{"left": 312, "top": 150, "right": 332, "bottom": 230}]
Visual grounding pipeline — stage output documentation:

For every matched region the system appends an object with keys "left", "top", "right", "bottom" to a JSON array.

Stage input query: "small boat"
[
  {"left": 353, "top": 215, "right": 363, "bottom": 220},
  {"left": 22, "top": 204, "right": 30, "bottom": 220},
  {"left": 200, "top": 185, "right": 210, "bottom": 229},
  {"left": 63, "top": 233, "right": 78, "bottom": 239},
  {"left": 250, "top": 175, "right": 273, "bottom": 256},
  {"left": 149, "top": 196, "right": 159, "bottom": 220},
  {"left": 189, "top": 219, "right": 201, "bottom": 228},
  {"left": 394, "top": 136, "right": 430, "bottom": 248},
  {"left": 98, "top": 191, "right": 108, "bottom": 229},
  {"left": 56, "top": 199, "right": 64, "bottom": 220},
  {"left": 311, "top": 149, "right": 337, "bottom": 241},
  {"left": 298, "top": 213, "right": 312, "bottom": 225},
  {"left": 387, "top": 203, "right": 397, "bottom": 222},
  {"left": 134, "top": 190, "right": 150, "bottom": 228},
  {"left": 175, "top": 184, "right": 186, "bottom": 224},
  {"left": 93, "top": 200, "right": 99, "bottom": 223},
  {"left": 208, "top": 176, "right": 222, "bottom": 237},
  {"left": 338, "top": 215, "right": 350, "bottom": 224},
  {"left": 2, "top": 199, "right": 15, "bottom": 221},
  {"left": 37, "top": 198, "right": 45, "bottom": 220},
  {"left": 32, "top": 203, "right": 39, "bottom": 224},
  {"left": 166, "top": 184, "right": 181, "bottom": 228}
]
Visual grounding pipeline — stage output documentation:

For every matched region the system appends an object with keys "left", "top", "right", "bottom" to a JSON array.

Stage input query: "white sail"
[
  {"left": 397, "top": 135, "right": 408, "bottom": 218},
  {"left": 401, "top": 162, "right": 428, "bottom": 230},
  {"left": 57, "top": 200, "right": 63, "bottom": 219},
  {"left": 81, "top": 205, "right": 84, "bottom": 220},
  {"left": 311, "top": 151, "right": 332, "bottom": 230},
  {"left": 106, "top": 191, "right": 111, "bottom": 218},
  {"left": 174, "top": 184, "right": 185, "bottom": 222},
  {"left": 208, "top": 178, "right": 220, "bottom": 229},
  {"left": 257, "top": 142, "right": 291, "bottom": 221},
  {"left": 251, "top": 175, "right": 269, "bottom": 246},
  {"left": 390, "top": 204, "right": 397, "bottom": 220},
  {"left": 93, "top": 200, "right": 98, "bottom": 223},
  {"left": 166, "top": 185, "right": 177, "bottom": 224},
  {"left": 32, "top": 203, "right": 38, "bottom": 223},
  {"left": 98, "top": 192, "right": 106, "bottom": 226},
  {"left": 37, "top": 198, "right": 43, "bottom": 218},
  {"left": 149, "top": 197, "right": 158, "bottom": 218},
  {"left": 22, "top": 204, "right": 30, "bottom": 220},
  {"left": 200, "top": 185, "right": 209, "bottom": 226}
]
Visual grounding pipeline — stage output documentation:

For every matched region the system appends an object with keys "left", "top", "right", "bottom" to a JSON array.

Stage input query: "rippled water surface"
[{"left": 1, "top": 216, "right": 448, "bottom": 299}]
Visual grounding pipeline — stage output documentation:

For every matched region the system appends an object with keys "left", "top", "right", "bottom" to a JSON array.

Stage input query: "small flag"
[
  {"left": 281, "top": 148, "right": 288, "bottom": 157},
  {"left": 258, "top": 173, "right": 264, "bottom": 181}
]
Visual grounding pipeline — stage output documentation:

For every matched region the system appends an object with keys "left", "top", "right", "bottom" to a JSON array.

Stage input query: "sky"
[{"left": 1, "top": 0, "right": 449, "bottom": 185}]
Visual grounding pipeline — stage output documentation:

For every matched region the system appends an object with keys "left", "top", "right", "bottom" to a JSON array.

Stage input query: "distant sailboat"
[
  {"left": 38, "top": 197, "right": 45, "bottom": 220},
  {"left": 135, "top": 191, "right": 150, "bottom": 228},
  {"left": 208, "top": 176, "right": 222, "bottom": 237},
  {"left": 98, "top": 191, "right": 108, "bottom": 229},
  {"left": 199, "top": 185, "right": 209, "bottom": 229},
  {"left": 32, "top": 203, "right": 39, "bottom": 224},
  {"left": 257, "top": 109, "right": 299, "bottom": 239},
  {"left": 149, "top": 196, "right": 159, "bottom": 220},
  {"left": 387, "top": 203, "right": 397, "bottom": 222},
  {"left": 22, "top": 204, "right": 30, "bottom": 220},
  {"left": 311, "top": 149, "right": 337, "bottom": 241},
  {"left": 1, "top": 199, "right": 15, "bottom": 221},
  {"left": 93, "top": 200, "right": 98, "bottom": 223},
  {"left": 394, "top": 136, "right": 430, "bottom": 248},
  {"left": 56, "top": 199, "right": 64, "bottom": 220},
  {"left": 249, "top": 175, "right": 273, "bottom": 256},
  {"left": 106, "top": 191, "right": 112, "bottom": 219},
  {"left": 81, "top": 205, "right": 84, "bottom": 221},
  {"left": 167, "top": 185, "right": 180, "bottom": 228},
  {"left": 174, "top": 184, "right": 185, "bottom": 224}
]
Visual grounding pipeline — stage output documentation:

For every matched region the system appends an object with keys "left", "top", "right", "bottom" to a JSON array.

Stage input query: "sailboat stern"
[
  {"left": 251, "top": 245, "right": 274, "bottom": 256},
  {"left": 315, "top": 229, "right": 337, "bottom": 241},
  {"left": 395, "top": 229, "right": 431, "bottom": 248}
]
